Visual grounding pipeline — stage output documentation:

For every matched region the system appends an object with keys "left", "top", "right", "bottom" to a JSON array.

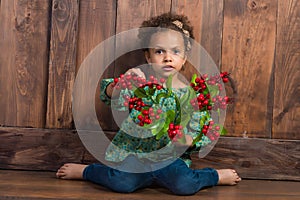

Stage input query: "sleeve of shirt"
[
  {"left": 99, "top": 78, "right": 133, "bottom": 111},
  {"left": 183, "top": 110, "right": 212, "bottom": 152}
]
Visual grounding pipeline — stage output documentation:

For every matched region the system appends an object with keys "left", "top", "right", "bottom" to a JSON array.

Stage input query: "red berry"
[
  {"left": 203, "top": 100, "right": 209, "bottom": 105},
  {"left": 169, "top": 123, "right": 174, "bottom": 130},
  {"left": 126, "top": 75, "right": 132, "bottom": 80},
  {"left": 137, "top": 115, "right": 143, "bottom": 121},
  {"left": 223, "top": 77, "right": 229, "bottom": 83},
  {"left": 160, "top": 78, "right": 165, "bottom": 83},
  {"left": 156, "top": 85, "right": 162, "bottom": 90},
  {"left": 144, "top": 119, "right": 151, "bottom": 124},
  {"left": 157, "top": 109, "right": 162, "bottom": 114},
  {"left": 114, "top": 78, "right": 119, "bottom": 83},
  {"left": 142, "top": 110, "right": 149, "bottom": 115}
]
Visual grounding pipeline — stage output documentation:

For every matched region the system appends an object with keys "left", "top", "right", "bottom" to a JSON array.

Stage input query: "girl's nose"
[{"left": 164, "top": 52, "right": 173, "bottom": 62}]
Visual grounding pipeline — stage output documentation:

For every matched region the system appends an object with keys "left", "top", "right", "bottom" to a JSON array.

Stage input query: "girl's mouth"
[{"left": 162, "top": 65, "right": 174, "bottom": 71}]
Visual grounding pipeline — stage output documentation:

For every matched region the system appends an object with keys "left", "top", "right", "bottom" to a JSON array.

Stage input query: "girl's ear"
[
  {"left": 144, "top": 51, "right": 151, "bottom": 63},
  {"left": 183, "top": 55, "right": 187, "bottom": 66}
]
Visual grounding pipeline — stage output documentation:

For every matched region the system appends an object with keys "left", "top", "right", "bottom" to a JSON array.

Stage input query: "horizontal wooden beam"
[{"left": 0, "top": 127, "right": 299, "bottom": 180}]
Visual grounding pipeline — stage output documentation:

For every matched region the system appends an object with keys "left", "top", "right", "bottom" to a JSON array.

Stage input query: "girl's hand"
[
  {"left": 173, "top": 134, "right": 193, "bottom": 147},
  {"left": 106, "top": 68, "right": 146, "bottom": 98},
  {"left": 125, "top": 68, "right": 146, "bottom": 79}
]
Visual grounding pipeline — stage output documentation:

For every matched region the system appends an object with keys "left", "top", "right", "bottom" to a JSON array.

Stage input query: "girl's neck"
[{"left": 160, "top": 73, "right": 188, "bottom": 89}]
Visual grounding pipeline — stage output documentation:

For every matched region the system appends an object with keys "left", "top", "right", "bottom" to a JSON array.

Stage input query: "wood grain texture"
[
  {"left": 76, "top": 0, "right": 117, "bottom": 131},
  {"left": 1, "top": 171, "right": 300, "bottom": 200},
  {"left": 0, "top": 127, "right": 87, "bottom": 170},
  {"left": 171, "top": 0, "right": 224, "bottom": 68},
  {"left": 192, "top": 137, "right": 300, "bottom": 181},
  {"left": 0, "top": 0, "right": 51, "bottom": 128},
  {"left": 221, "top": 0, "right": 277, "bottom": 138},
  {"left": 272, "top": 0, "right": 300, "bottom": 139},
  {"left": 1, "top": 127, "right": 299, "bottom": 180},
  {"left": 46, "top": 0, "right": 79, "bottom": 129}
]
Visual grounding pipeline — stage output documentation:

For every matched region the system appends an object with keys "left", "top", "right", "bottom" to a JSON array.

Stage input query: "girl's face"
[{"left": 145, "top": 30, "right": 187, "bottom": 79}]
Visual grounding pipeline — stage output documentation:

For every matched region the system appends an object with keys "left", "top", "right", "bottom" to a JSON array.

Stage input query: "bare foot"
[
  {"left": 56, "top": 163, "right": 88, "bottom": 180},
  {"left": 217, "top": 169, "right": 241, "bottom": 185}
]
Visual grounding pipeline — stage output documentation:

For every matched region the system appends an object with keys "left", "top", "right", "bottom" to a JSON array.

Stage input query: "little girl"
[{"left": 56, "top": 13, "right": 241, "bottom": 195}]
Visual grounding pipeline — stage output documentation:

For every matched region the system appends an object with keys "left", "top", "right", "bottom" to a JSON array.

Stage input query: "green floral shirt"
[{"left": 100, "top": 78, "right": 212, "bottom": 167}]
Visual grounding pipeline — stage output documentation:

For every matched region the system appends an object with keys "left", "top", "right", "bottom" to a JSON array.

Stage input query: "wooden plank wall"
[
  {"left": 0, "top": 0, "right": 299, "bottom": 180},
  {"left": 0, "top": 0, "right": 51, "bottom": 128}
]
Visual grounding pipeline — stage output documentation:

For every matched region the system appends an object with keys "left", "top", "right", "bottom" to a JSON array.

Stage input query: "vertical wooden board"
[
  {"left": 0, "top": 0, "right": 51, "bottom": 128},
  {"left": 221, "top": 0, "right": 277, "bottom": 137},
  {"left": 46, "top": 0, "right": 79, "bottom": 129},
  {"left": 0, "top": 0, "right": 16, "bottom": 126},
  {"left": 171, "top": 0, "right": 224, "bottom": 68},
  {"left": 76, "top": 0, "right": 117, "bottom": 131},
  {"left": 273, "top": 0, "right": 300, "bottom": 139}
]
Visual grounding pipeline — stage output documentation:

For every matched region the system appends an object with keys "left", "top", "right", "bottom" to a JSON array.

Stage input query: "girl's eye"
[
  {"left": 173, "top": 49, "right": 181, "bottom": 54},
  {"left": 155, "top": 49, "right": 164, "bottom": 54}
]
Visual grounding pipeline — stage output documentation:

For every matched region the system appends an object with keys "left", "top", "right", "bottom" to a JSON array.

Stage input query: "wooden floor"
[{"left": 0, "top": 170, "right": 299, "bottom": 200}]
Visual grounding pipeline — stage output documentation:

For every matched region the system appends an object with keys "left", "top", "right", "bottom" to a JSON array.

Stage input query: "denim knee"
[{"left": 168, "top": 175, "right": 200, "bottom": 195}]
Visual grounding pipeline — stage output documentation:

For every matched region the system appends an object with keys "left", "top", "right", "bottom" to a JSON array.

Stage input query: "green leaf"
[
  {"left": 144, "top": 119, "right": 163, "bottom": 130},
  {"left": 192, "top": 133, "right": 203, "bottom": 145},
  {"left": 134, "top": 87, "right": 147, "bottom": 98},
  {"left": 174, "top": 96, "right": 181, "bottom": 124},
  {"left": 166, "top": 110, "right": 176, "bottom": 122},
  {"left": 179, "top": 114, "right": 190, "bottom": 128},
  {"left": 220, "top": 126, "right": 228, "bottom": 135},
  {"left": 166, "top": 75, "right": 173, "bottom": 89},
  {"left": 207, "top": 85, "right": 219, "bottom": 97},
  {"left": 191, "top": 74, "right": 197, "bottom": 85},
  {"left": 156, "top": 93, "right": 169, "bottom": 103},
  {"left": 148, "top": 87, "right": 155, "bottom": 96},
  {"left": 179, "top": 89, "right": 190, "bottom": 105},
  {"left": 155, "top": 117, "right": 170, "bottom": 140}
]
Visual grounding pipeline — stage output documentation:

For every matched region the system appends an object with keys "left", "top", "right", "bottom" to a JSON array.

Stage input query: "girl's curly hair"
[{"left": 138, "top": 13, "right": 194, "bottom": 52}]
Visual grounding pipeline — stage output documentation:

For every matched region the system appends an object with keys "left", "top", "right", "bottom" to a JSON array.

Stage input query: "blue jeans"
[{"left": 83, "top": 157, "right": 219, "bottom": 195}]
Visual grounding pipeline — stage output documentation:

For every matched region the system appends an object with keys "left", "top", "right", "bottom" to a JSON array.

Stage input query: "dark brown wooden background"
[{"left": 0, "top": 0, "right": 299, "bottom": 180}]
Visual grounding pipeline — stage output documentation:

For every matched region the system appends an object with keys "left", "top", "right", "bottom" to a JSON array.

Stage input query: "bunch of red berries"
[
  {"left": 112, "top": 74, "right": 147, "bottom": 90},
  {"left": 190, "top": 76, "right": 207, "bottom": 93},
  {"left": 123, "top": 96, "right": 145, "bottom": 111},
  {"left": 206, "top": 72, "right": 230, "bottom": 91},
  {"left": 167, "top": 123, "right": 183, "bottom": 140},
  {"left": 112, "top": 74, "right": 166, "bottom": 91},
  {"left": 136, "top": 107, "right": 163, "bottom": 126},
  {"left": 190, "top": 93, "right": 212, "bottom": 111},
  {"left": 211, "top": 95, "right": 230, "bottom": 110},
  {"left": 201, "top": 121, "right": 221, "bottom": 141}
]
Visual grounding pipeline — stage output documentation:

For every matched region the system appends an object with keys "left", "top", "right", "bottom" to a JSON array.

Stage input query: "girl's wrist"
[{"left": 105, "top": 83, "right": 114, "bottom": 98}]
